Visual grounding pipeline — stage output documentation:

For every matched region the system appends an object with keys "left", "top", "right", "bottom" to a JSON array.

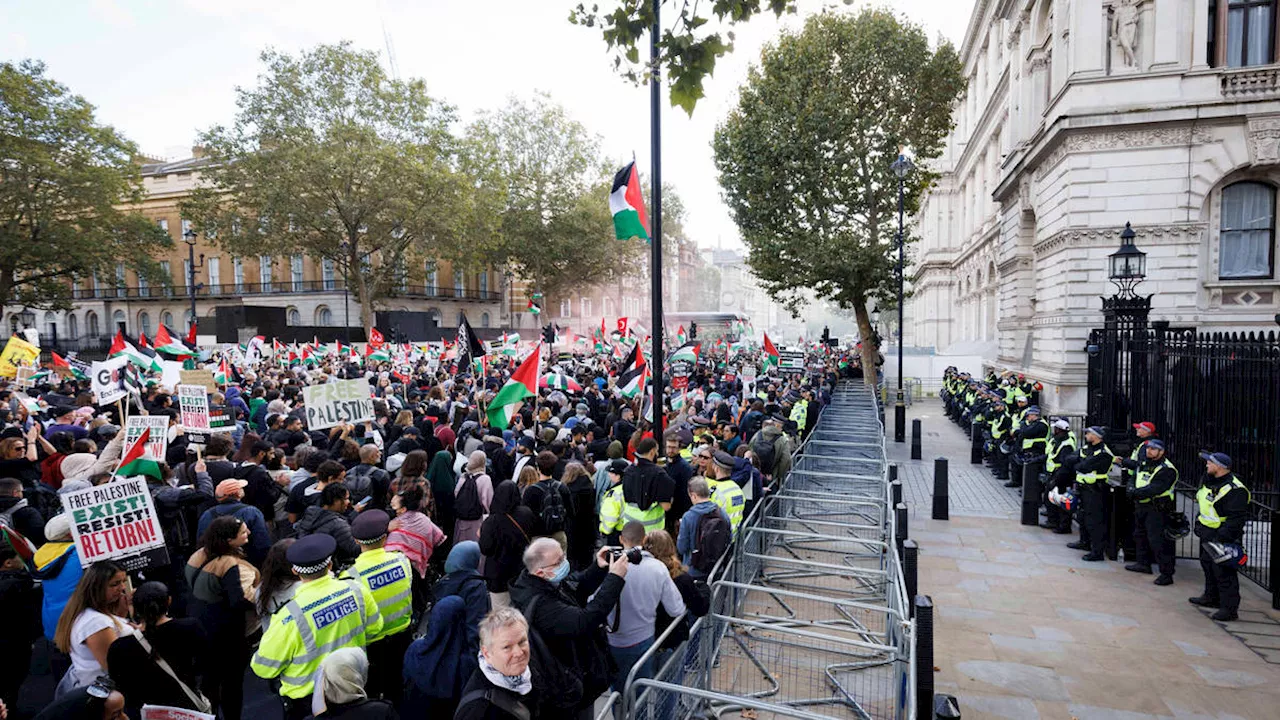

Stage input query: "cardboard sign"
[
  {"left": 60, "top": 477, "right": 167, "bottom": 569},
  {"left": 0, "top": 336, "right": 39, "bottom": 378},
  {"left": 303, "top": 378, "right": 374, "bottom": 430},
  {"left": 14, "top": 365, "right": 36, "bottom": 389},
  {"left": 124, "top": 415, "right": 170, "bottom": 462},
  {"left": 90, "top": 357, "right": 129, "bottom": 406},
  {"left": 177, "top": 384, "right": 211, "bottom": 432},
  {"left": 180, "top": 369, "right": 218, "bottom": 393},
  {"left": 141, "top": 705, "right": 215, "bottom": 720}
]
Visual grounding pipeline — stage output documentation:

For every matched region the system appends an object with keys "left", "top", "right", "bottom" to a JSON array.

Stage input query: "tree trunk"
[{"left": 853, "top": 300, "right": 879, "bottom": 388}]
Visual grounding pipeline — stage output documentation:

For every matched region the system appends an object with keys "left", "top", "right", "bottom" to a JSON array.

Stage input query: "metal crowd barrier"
[{"left": 624, "top": 382, "right": 917, "bottom": 720}]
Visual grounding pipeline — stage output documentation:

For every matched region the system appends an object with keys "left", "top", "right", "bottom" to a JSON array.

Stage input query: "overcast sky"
[{"left": 2, "top": 0, "right": 974, "bottom": 250}]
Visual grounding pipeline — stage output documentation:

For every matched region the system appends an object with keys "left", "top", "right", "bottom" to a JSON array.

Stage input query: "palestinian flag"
[
  {"left": 109, "top": 330, "right": 159, "bottom": 372},
  {"left": 214, "top": 358, "right": 232, "bottom": 386},
  {"left": 675, "top": 325, "right": 687, "bottom": 345},
  {"left": 670, "top": 390, "right": 687, "bottom": 412},
  {"left": 50, "top": 352, "right": 87, "bottom": 381},
  {"left": 487, "top": 344, "right": 541, "bottom": 430},
  {"left": 115, "top": 427, "right": 163, "bottom": 483},
  {"left": 153, "top": 324, "right": 193, "bottom": 357},
  {"left": 763, "top": 333, "right": 780, "bottom": 370},
  {"left": 300, "top": 346, "right": 318, "bottom": 367},
  {"left": 617, "top": 343, "right": 646, "bottom": 399},
  {"left": 527, "top": 299, "right": 541, "bottom": 315},
  {"left": 540, "top": 372, "right": 582, "bottom": 393},
  {"left": 668, "top": 341, "right": 700, "bottom": 365},
  {"left": 610, "top": 161, "right": 650, "bottom": 241},
  {"left": 366, "top": 344, "right": 390, "bottom": 363}
]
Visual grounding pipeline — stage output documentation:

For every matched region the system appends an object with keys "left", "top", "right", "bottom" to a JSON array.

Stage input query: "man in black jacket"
[
  {"left": 0, "top": 477, "right": 44, "bottom": 546},
  {"left": 1124, "top": 438, "right": 1179, "bottom": 584},
  {"left": 235, "top": 440, "right": 280, "bottom": 524},
  {"left": 508, "top": 537, "right": 629, "bottom": 720},
  {"left": 1069, "top": 426, "right": 1114, "bottom": 561},
  {"left": 1189, "top": 452, "right": 1251, "bottom": 621}
]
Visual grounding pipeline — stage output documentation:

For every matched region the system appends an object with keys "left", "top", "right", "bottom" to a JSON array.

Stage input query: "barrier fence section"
[{"left": 624, "top": 382, "right": 917, "bottom": 720}]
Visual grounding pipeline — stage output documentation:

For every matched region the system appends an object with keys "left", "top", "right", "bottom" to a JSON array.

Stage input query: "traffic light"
[
  {"left": 542, "top": 323, "right": 556, "bottom": 344},
  {"left": 689, "top": 321, "right": 697, "bottom": 340},
  {"left": 822, "top": 326, "right": 830, "bottom": 345}
]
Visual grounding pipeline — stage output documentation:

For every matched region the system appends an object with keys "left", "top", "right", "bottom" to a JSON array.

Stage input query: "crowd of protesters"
[{"left": 0, "top": 332, "right": 853, "bottom": 720}]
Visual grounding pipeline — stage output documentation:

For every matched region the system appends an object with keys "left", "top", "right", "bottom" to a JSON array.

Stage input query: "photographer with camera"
[{"left": 598, "top": 521, "right": 686, "bottom": 692}]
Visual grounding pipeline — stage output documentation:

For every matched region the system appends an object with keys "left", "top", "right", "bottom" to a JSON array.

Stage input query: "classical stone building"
[{"left": 910, "top": 0, "right": 1280, "bottom": 412}]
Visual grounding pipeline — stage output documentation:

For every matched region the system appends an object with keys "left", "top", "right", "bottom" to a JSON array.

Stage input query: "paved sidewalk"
[{"left": 889, "top": 401, "right": 1280, "bottom": 720}]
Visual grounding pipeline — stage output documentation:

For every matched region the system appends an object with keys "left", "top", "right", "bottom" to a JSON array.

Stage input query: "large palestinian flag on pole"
[
  {"left": 487, "top": 344, "right": 541, "bottom": 430},
  {"left": 617, "top": 343, "right": 647, "bottom": 399},
  {"left": 115, "top": 427, "right": 163, "bottom": 482},
  {"left": 610, "top": 161, "right": 650, "bottom": 241},
  {"left": 763, "top": 333, "right": 780, "bottom": 370}
]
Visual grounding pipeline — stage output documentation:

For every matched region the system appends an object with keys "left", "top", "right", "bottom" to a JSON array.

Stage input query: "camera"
[{"left": 607, "top": 546, "right": 643, "bottom": 565}]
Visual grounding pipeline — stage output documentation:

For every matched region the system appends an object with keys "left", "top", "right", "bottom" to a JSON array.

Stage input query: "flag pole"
[{"left": 649, "top": 0, "right": 666, "bottom": 453}]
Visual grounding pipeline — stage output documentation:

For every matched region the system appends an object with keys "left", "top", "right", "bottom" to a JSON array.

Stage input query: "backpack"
[
  {"left": 691, "top": 508, "right": 731, "bottom": 575},
  {"left": 344, "top": 465, "right": 376, "bottom": 502},
  {"left": 455, "top": 473, "right": 484, "bottom": 522},
  {"left": 535, "top": 480, "right": 567, "bottom": 534},
  {"left": 520, "top": 595, "right": 584, "bottom": 714},
  {"left": 751, "top": 435, "right": 777, "bottom": 476}
]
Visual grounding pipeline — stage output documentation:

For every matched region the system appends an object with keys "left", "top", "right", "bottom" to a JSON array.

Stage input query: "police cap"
[
  {"left": 351, "top": 509, "right": 391, "bottom": 544},
  {"left": 288, "top": 534, "right": 337, "bottom": 574},
  {"left": 713, "top": 450, "right": 736, "bottom": 471}
]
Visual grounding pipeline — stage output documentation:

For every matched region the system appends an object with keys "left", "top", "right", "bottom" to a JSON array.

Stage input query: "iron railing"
[{"left": 72, "top": 281, "right": 500, "bottom": 302}]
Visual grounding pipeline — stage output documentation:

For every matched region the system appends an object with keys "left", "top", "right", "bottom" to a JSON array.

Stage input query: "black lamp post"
[
  {"left": 1102, "top": 221, "right": 1151, "bottom": 330},
  {"left": 182, "top": 228, "right": 204, "bottom": 334},
  {"left": 890, "top": 152, "right": 914, "bottom": 443},
  {"left": 339, "top": 240, "right": 351, "bottom": 343}
]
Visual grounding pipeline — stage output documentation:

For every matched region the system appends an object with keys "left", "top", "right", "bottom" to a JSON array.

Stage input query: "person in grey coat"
[{"left": 293, "top": 483, "right": 360, "bottom": 568}]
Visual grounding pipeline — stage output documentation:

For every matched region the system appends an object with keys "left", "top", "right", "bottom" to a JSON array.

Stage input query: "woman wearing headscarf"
[
  {"left": 434, "top": 425, "right": 457, "bottom": 459},
  {"left": 478, "top": 481, "right": 535, "bottom": 608},
  {"left": 431, "top": 541, "right": 490, "bottom": 654},
  {"left": 455, "top": 607, "right": 537, "bottom": 720},
  {"left": 401, "top": 596, "right": 477, "bottom": 720},
  {"left": 426, "top": 449, "right": 457, "bottom": 562},
  {"left": 311, "top": 647, "right": 397, "bottom": 720},
  {"left": 454, "top": 451, "right": 493, "bottom": 546}
]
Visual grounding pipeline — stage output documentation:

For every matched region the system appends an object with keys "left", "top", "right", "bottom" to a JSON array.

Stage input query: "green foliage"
[
  {"left": 183, "top": 42, "right": 480, "bottom": 331},
  {"left": 570, "top": 0, "right": 797, "bottom": 114},
  {"left": 0, "top": 60, "right": 171, "bottom": 317},
  {"left": 712, "top": 9, "right": 963, "bottom": 371},
  {"left": 466, "top": 94, "right": 646, "bottom": 299}
]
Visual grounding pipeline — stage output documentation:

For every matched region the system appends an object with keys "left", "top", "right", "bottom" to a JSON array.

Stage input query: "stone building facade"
[{"left": 910, "top": 0, "right": 1280, "bottom": 412}]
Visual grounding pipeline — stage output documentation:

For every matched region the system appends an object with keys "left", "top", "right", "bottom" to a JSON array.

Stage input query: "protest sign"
[
  {"left": 303, "top": 378, "right": 374, "bottom": 430},
  {"left": 779, "top": 350, "right": 805, "bottom": 371},
  {"left": 180, "top": 368, "right": 218, "bottom": 393},
  {"left": 670, "top": 359, "right": 691, "bottom": 390},
  {"left": 0, "top": 335, "right": 39, "bottom": 378},
  {"left": 60, "top": 477, "right": 167, "bottom": 570},
  {"left": 208, "top": 404, "right": 235, "bottom": 433},
  {"left": 141, "top": 705, "right": 216, "bottom": 720},
  {"left": 124, "top": 415, "right": 169, "bottom": 462},
  {"left": 14, "top": 365, "right": 35, "bottom": 389},
  {"left": 177, "top": 384, "right": 211, "bottom": 433},
  {"left": 158, "top": 359, "right": 184, "bottom": 390},
  {"left": 91, "top": 357, "right": 129, "bottom": 406}
]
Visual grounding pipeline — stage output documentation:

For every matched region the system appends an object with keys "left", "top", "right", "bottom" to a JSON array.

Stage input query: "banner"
[
  {"left": 14, "top": 366, "right": 35, "bottom": 389},
  {"left": 670, "top": 359, "right": 691, "bottom": 390},
  {"left": 303, "top": 378, "right": 374, "bottom": 430},
  {"left": 61, "top": 477, "right": 167, "bottom": 570},
  {"left": 177, "top": 384, "right": 211, "bottom": 433},
  {"left": 124, "top": 415, "right": 170, "bottom": 462},
  {"left": 208, "top": 404, "right": 235, "bottom": 433},
  {"left": 0, "top": 336, "right": 39, "bottom": 378},
  {"left": 91, "top": 357, "right": 129, "bottom": 406}
]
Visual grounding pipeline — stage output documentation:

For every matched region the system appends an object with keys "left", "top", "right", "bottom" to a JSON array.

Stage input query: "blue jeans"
[{"left": 610, "top": 635, "right": 655, "bottom": 693}]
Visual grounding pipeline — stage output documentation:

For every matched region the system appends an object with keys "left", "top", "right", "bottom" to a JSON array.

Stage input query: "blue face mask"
[{"left": 549, "top": 559, "right": 570, "bottom": 584}]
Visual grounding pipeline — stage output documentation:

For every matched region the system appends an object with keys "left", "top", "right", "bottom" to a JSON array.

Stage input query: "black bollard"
[
  {"left": 911, "top": 418, "right": 923, "bottom": 460},
  {"left": 935, "top": 695, "right": 962, "bottom": 719},
  {"left": 1271, "top": 507, "right": 1280, "bottom": 610},
  {"left": 895, "top": 502, "right": 908, "bottom": 558},
  {"left": 969, "top": 426, "right": 983, "bottom": 464},
  {"left": 889, "top": 464, "right": 899, "bottom": 484},
  {"left": 1020, "top": 458, "right": 1044, "bottom": 526},
  {"left": 932, "top": 458, "right": 950, "bottom": 521},
  {"left": 915, "top": 596, "right": 935, "bottom": 720},
  {"left": 891, "top": 479, "right": 903, "bottom": 509},
  {"left": 903, "top": 539, "right": 918, "bottom": 618}
]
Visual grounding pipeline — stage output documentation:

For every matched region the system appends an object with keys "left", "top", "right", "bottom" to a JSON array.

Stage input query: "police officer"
[
  {"left": 598, "top": 458, "right": 629, "bottom": 545},
  {"left": 1009, "top": 405, "right": 1048, "bottom": 489},
  {"left": 1189, "top": 452, "right": 1250, "bottom": 621},
  {"left": 986, "top": 399, "right": 1013, "bottom": 480},
  {"left": 341, "top": 510, "right": 413, "bottom": 702},
  {"left": 1042, "top": 419, "right": 1077, "bottom": 534},
  {"left": 621, "top": 437, "right": 674, "bottom": 534},
  {"left": 1124, "top": 439, "right": 1178, "bottom": 585},
  {"left": 251, "top": 534, "right": 383, "bottom": 720},
  {"left": 709, "top": 451, "right": 746, "bottom": 535},
  {"left": 1069, "top": 426, "right": 1114, "bottom": 562}
]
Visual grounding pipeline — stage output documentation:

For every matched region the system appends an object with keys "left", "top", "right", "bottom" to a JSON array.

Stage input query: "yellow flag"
[{"left": 0, "top": 336, "right": 40, "bottom": 378}]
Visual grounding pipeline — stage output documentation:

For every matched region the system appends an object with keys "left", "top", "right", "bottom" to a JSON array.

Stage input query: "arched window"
[
  {"left": 44, "top": 312, "right": 56, "bottom": 342},
  {"left": 139, "top": 311, "right": 152, "bottom": 338},
  {"left": 560, "top": 299, "right": 572, "bottom": 318},
  {"left": 86, "top": 311, "right": 99, "bottom": 338},
  {"left": 1220, "top": 181, "right": 1276, "bottom": 279},
  {"left": 112, "top": 310, "right": 126, "bottom": 333},
  {"left": 481, "top": 312, "right": 491, "bottom": 328},
  {"left": 67, "top": 314, "right": 78, "bottom": 340},
  {"left": 161, "top": 311, "right": 174, "bottom": 330},
  {"left": 315, "top": 306, "right": 333, "bottom": 326},
  {"left": 183, "top": 309, "right": 195, "bottom": 330},
  {"left": 287, "top": 307, "right": 301, "bottom": 326}
]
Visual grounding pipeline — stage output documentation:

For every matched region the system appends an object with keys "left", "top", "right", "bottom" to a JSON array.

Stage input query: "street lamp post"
[
  {"left": 182, "top": 228, "right": 204, "bottom": 335},
  {"left": 890, "top": 153, "right": 914, "bottom": 443},
  {"left": 339, "top": 240, "right": 351, "bottom": 343}
]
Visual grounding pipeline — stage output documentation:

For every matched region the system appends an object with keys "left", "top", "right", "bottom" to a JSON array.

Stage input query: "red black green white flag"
[
  {"left": 610, "top": 162, "right": 650, "bottom": 242},
  {"left": 487, "top": 344, "right": 541, "bottom": 430}
]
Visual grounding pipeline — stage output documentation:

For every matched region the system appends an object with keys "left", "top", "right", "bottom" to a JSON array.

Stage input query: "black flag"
[{"left": 457, "top": 314, "right": 486, "bottom": 374}]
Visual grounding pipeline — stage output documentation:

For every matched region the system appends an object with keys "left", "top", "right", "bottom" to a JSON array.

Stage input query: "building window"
[
  {"left": 44, "top": 312, "right": 56, "bottom": 342},
  {"left": 603, "top": 297, "right": 614, "bottom": 318},
  {"left": 259, "top": 256, "right": 272, "bottom": 291},
  {"left": 322, "top": 258, "right": 336, "bottom": 290},
  {"left": 113, "top": 309, "right": 126, "bottom": 332},
  {"left": 234, "top": 258, "right": 245, "bottom": 293},
  {"left": 208, "top": 257, "right": 221, "bottom": 292},
  {"left": 68, "top": 314, "right": 78, "bottom": 340},
  {"left": 139, "top": 312, "right": 151, "bottom": 339},
  {"left": 183, "top": 259, "right": 192, "bottom": 293},
  {"left": 159, "top": 261, "right": 171, "bottom": 295},
  {"left": 481, "top": 312, "right": 490, "bottom": 328},
  {"left": 158, "top": 219, "right": 169, "bottom": 233},
  {"left": 184, "top": 309, "right": 195, "bottom": 329},
  {"left": 426, "top": 264, "right": 438, "bottom": 296},
  {"left": 478, "top": 271, "right": 488, "bottom": 297},
  {"left": 288, "top": 307, "right": 301, "bottom": 326},
  {"left": 180, "top": 218, "right": 192, "bottom": 237},
  {"left": 137, "top": 271, "right": 148, "bottom": 296},
  {"left": 161, "top": 311, "right": 173, "bottom": 330},
  {"left": 581, "top": 297, "right": 593, "bottom": 317},
  {"left": 454, "top": 270, "right": 465, "bottom": 297},
  {"left": 116, "top": 263, "right": 126, "bottom": 289},
  {"left": 1213, "top": 0, "right": 1277, "bottom": 67},
  {"left": 560, "top": 299, "right": 571, "bottom": 318},
  {"left": 316, "top": 307, "right": 333, "bottom": 326},
  {"left": 1220, "top": 181, "right": 1275, "bottom": 278},
  {"left": 290, "top": 255, "right": 304, "bottom": 291},
  {"left": 86, "top": 311, "right": 99, "bottom": 337}
]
